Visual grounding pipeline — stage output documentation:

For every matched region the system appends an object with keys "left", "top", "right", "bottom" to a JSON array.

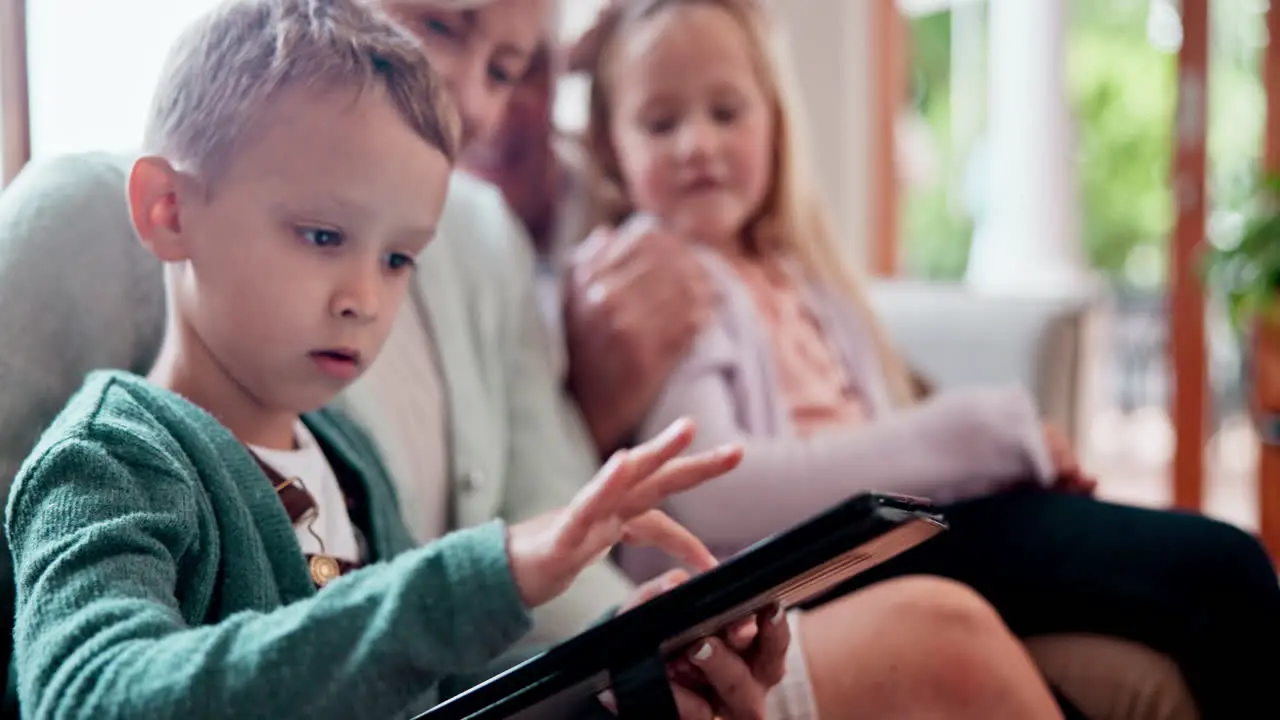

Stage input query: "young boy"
[{"left": 3, "top": 1, "right": 776, "bottom": 718}]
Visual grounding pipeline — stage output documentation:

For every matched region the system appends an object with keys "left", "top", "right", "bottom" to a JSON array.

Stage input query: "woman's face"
[
  {"left": 461, "top": 43, "right": 557, "bottom": 230},
  {"left": 382, "top": 0, "right": 548, "bottom": 148}
]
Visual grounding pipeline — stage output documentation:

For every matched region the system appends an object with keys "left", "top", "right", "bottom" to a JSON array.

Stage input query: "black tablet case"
[{"left": 417, "top": 492, "right": 947, "bottom": 720}]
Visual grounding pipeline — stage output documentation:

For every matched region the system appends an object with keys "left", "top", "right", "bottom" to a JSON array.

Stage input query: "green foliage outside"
[{"left": 901, "top": 0, "right": 1266, "bottom": 288}]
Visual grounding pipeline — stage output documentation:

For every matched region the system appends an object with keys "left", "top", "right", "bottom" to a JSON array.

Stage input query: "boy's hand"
[{"left": 507, "top": 419, "right": 740, "bottom": 608}]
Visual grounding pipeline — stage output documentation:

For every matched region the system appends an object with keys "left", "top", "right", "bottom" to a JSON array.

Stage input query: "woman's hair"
[{"left": 572, "top": 0, "right": 916, "bottom": 406}]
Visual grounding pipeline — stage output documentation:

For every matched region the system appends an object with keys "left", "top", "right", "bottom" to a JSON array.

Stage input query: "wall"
[{"left": 771, "top": 1, "right": 875, "bottom": 265}]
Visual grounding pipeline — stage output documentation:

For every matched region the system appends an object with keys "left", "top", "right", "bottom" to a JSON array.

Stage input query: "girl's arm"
[{"left": 638, "top": 326, "right": 1054, "bottom": 549}]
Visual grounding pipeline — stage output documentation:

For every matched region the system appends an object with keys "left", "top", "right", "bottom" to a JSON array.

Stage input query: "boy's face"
[{"left": 137, "top": 85, "right": 451, "bottom": 414}]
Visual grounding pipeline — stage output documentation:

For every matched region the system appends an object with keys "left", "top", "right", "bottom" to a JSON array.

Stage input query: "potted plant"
[{"left": 1202, "top": 173, "right": 1280, "bottom": 442}]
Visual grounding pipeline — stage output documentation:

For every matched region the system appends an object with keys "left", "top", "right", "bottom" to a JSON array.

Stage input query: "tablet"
[{"left": 418, "top": 492, "right": 946, "bottom": 720}]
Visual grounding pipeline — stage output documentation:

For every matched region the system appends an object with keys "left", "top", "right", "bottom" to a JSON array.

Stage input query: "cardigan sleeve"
[
  {"left": 6, "top": 434, "right": 533, "bottom": 720},
  {"left": 636, "top": 320, "right": 1055, "bottom": 551}
]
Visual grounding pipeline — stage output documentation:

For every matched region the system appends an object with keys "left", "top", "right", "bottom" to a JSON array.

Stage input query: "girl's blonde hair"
[{"left": 574, "top": 0, "right": 916, "bottom": 406}]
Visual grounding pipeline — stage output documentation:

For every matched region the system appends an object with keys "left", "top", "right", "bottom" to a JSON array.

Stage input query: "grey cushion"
[{"left": 868, "top": 279, "right": 1093, "bottom": 441}]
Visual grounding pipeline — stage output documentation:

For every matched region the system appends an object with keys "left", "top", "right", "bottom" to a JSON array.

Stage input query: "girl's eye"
[
  {"left": 712, "top": 105, "right": 740, "bottom": 124},
  {"left": 300, "top": 228, "right": 343, "bottom": 248},
  {"left": 425, "top": 18, "right": 454, "bottom": 38},
  {"left": 646, "top": 117, "right": 678, "bottom": 135},
  {"left": 386, "top": 252, "right": 416, "bottom": 271},
  {"left": 489, "top": 65, "right": 516, "bottom": 86}
]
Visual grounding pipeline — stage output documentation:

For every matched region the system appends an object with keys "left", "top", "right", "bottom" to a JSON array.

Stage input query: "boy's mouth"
[{"left": 309, "top": 348, "right": 362, "bottom": 381}]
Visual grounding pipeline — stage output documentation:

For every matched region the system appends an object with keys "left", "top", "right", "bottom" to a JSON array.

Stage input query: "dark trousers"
[{"left": 808, "top": 490, "right": 1279, "bottom": 719}]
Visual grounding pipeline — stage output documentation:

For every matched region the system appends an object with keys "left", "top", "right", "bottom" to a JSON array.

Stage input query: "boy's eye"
[
  {"left": 300, "top": 228, "right": 343, "bottom": 248},
  {"left": 386, "top": 253, "right": 416, "bottom": 271}
]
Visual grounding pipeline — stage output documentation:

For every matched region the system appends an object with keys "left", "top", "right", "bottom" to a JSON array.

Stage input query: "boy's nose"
[{"left": 331, "top": 271, "right": 380, "bottom": 323}]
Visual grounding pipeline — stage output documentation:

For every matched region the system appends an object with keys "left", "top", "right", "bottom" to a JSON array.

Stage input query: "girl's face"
[
  {"left": 382, "top": 0, "right": 547, "bottom": 148},
  {"left": 607, "top": 4, "right": 775, "bottom": 251}
]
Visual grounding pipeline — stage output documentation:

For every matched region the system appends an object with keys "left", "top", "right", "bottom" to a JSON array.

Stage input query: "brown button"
[{"left": 309, "top": 555, "right": 341, "bottom": 588}]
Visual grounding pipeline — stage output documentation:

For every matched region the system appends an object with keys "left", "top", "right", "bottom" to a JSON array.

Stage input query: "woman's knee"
[
  {"left": 799, "top": 576, "right": 1058, "bottom": 717},
  {"left": 851, "top": 575, "right": 1012, "bottom": 645}
]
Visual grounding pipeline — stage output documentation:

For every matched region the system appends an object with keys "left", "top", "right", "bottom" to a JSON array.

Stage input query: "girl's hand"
[
  {"left": 1043, "top": 423, "right": 1098, "bottom": 496},
  {"left": 506, "top": 419, "right": 741, "bottom": 608}
]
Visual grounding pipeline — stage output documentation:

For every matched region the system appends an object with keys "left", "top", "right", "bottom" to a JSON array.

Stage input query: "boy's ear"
[{"left": 127, "top": 156, "right": 193, "bottom": 262}]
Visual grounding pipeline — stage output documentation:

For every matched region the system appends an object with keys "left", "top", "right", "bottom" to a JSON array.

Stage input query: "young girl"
[
  {"left": 579, "top": 0, "right": 1068, "bottom": 575},
  {"left": 577, "top": 3, "right": 1280, "bottom": 717}
]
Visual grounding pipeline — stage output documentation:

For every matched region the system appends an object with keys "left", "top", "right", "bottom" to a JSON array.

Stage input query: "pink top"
[
  {"left": 728, "top": 255, "right": 867, "bottom": 435},
  {"left": 615, "top": 247, "right": 1055, "bottom": 583}
]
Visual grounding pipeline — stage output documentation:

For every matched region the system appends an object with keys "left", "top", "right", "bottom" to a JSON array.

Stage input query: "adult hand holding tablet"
[{"left": 422, "top": 491, "right": 947, "bottom": 720}]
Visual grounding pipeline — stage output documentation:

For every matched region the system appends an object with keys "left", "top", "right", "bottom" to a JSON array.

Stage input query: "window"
[
  {"left": 27, "top": 0, "right": 612, "bottom": 149},
  {"left": 26, "top": 1, "right": 222, "bottom": 159}
]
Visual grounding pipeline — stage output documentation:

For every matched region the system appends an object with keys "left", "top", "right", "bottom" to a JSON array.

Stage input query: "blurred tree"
[
  {"left": 1066, "top": 13, "right": 1175, "bottom": 285},
  {"left": 901, "top": 11, "right": 970, "bottom": 279},
  {"left": 899, "top": 0, "right": 1264, "bottom": 287}
]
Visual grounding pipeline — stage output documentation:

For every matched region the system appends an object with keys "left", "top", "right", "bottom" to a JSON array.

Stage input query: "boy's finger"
[
  {"left": 620, "top": 569, "right": 691, "bottom": 612},
  {"left": 563, "top": 449, "right": 636, "bottom": 543},
  {"left": 580, "top": 422, "right": 699, "bottom": 518},
  {"left": 621, "top": 510, "right": 718, "bottom": 572},
  {"left": 613, "top": 419, "right": 698, "bottom": 492},
  {"left": 622, "top": 444, "right": 743, "bottom": 515}
]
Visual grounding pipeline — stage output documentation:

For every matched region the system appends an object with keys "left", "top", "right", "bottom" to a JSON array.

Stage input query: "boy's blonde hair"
[
  {"left": 144, "top": 0, "right": 460, "bottom": 180},
  {"left": 576, "top": 0, "right": 916, "bottom": 407}
]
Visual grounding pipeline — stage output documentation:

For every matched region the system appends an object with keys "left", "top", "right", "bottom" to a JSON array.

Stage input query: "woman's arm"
[
  {"left": 639, "top": 337, "right": 1054, "bottom": 549},
  {"left": 8, "top": 437, "right": 532, "bottom": 720}
]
